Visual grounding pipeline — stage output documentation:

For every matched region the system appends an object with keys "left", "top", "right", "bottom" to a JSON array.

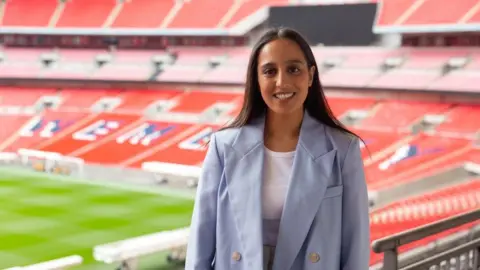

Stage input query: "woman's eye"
[
  {"left": 263, "top": 69, "right": 276, "bottom": 76},
  {"left": 288, "top": 66, "right": 300, "bottom": 73}
]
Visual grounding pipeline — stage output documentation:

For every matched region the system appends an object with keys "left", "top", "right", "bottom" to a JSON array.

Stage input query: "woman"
[{"left": 185, "top": 28, "right": 370, "bottom": 270}]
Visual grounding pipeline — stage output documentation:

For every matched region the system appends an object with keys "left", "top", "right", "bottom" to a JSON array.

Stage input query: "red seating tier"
[
  {"left": 359, "top": 101, "right": 451, "bottom": 130},
  {"left": 375, "top": 147, "right": 480, "bottom": 191},
  {"left": 4, "top": 111, "right": 89, "bottom": 152},
  {"left": 168, "top": 0, "right": 234, "bottom": 28},
  {"left": 376, "top": 0, "right": 479, "bottom": 26},
  {"left": 375, "top": 0, "right": 416, "bottom": 26},
  {"left": 58, "top": 89, "right": 121, "bottom": 109},
  {"left": 56, "top": 0, "right": 116, "bottom": 27},
  {"left": 2, "top": 0, "right": 57, "bottom": 27},
  {"left": 169, "top": 91, "right": 241, "bottom": 114},
  {"left": 326, "top": 97, "right": 376, "bottom": 117},
  {"left": 36, "top": 113, "right": 141, "bottom": 155},
  {"left": 75, "top": 121, "right": 194, "bottom": 165},
  {"left": 369, "top": 179, "right": 480, "bottom": 264},
  {"left": 0, "top": 115, "right": 34, "bottom": 152},
  {"left": 114, "top": 90, "right": 181, "bottom": 112},
  {"left": 403, "top": 0, "right": 478, "bottom": 25},
  {"left": 434, "top": 105, "right": 480, "bottom": 136},
  {"left": 129, "top": 125, "right": 218, "bottom": 168},
  {"left": 225, "top": 0, "right": 288, "bottom": 27},
  {"left": 365, "top": 134, "right": 472, "bottom": 190},
  {"left": 0, "top": 88, "right": 56, "bottom": 106},
  {"left": 111, "top": 0, "right": 173, "bottom": 28}
]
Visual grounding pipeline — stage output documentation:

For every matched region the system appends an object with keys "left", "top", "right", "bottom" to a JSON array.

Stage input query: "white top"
[{"left": 262, "top": 146, "right": 295, "bottom": 246}]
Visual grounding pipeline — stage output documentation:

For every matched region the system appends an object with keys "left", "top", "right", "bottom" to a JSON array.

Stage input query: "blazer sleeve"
[
  {"left": 340, "top": 137, "right": 371, "bottom": 270},
  {"left": 185, "top": 133, "right": 222, "bottom": 270}
]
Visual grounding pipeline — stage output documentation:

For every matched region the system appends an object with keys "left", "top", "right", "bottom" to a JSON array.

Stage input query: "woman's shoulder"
[
  {"left": 210, "top": 126, "right": 242, "bottom": 148},
  {"left": 323, "top": 124, "right": 359, "bottom": 148}
]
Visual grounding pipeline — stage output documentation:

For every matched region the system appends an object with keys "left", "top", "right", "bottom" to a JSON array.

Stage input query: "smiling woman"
[{"left": 185, "top": 27, "right": 370, "bottom": 270}]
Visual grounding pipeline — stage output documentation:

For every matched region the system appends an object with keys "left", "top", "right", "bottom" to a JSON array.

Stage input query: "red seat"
[
  {"left": 434, "top": 105, "right": 480, "bottom": 136},
  {"left": 114, "top": 90, "right": 181, "bottom": 113},
  {"left": 0, "top": 115, "right": 34, "bottom": 152},
  {"left": 56, "top": 0, "right": 115, "bottom": 27},
  {"left": 58, "top": 89, "right": 121, "bottom": 110},
  {"left": 2, "top": 0, "right": 57, "bottom": 27},
  {"left": 36, "top": 113, "right": 141, "bottom": 155},
  {"left": 128, "top": 124, "right": 219, "bottom": 168},
  {"left": 0, "top": 88, "right": 56, "bottom": 106},
  {"left": 4, "top": 111, "right": 90, "bottom": 152},
  {"left": 403, "top": 0, "right": 478, "bottom": 25},
  {"left": 111, "top": 0, "right": 173, "bottom": 28},
  {"left": 375, "top": 0, "right": 416, "bottom": 26},
  {"left": 169, "top": 91, "right": 241, "bottom": 114},
  {"left": 225, "top": 0, "right": 288, "bottom": 27},
  {"left": 75, "top": 121, "right": 194, "bottom": 165},
  {"left": 359, "top": 101, "right": 451, "bottom": 130},
  {"left": 168, "top": 0, "right": 234, "bottom": 28},
  {"left": 326, "top": 97, "right": 376, "bottom": 117},
  {"left": 365, "top": 134, "right": 472, "bottom": 190}
]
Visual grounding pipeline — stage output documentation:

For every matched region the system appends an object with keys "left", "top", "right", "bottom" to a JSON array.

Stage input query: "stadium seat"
[
  {"left": 225, "top": 0, "right": 289, "bottom": 28},
  {"left": 375, "top": 0, "right": 417, "bottom": 26},
  {"left": 369, "top": 179, "right": 480, "bottom": 265},
  {"left": 55, "top": 0, "right": 116, "bottom": 28},
  {"left": 402, "top": 0, "right": 478, "bottom": 25},
  {"left": 320, "top": 68, "right": 380, "bottom": 88},
  {"left": 74, "top": 121, "right": 195, "bottom": 166},
  {"left": 358, "top": 100, "right": 451, "bottom": 131},
  {"left": 114, "top": 90, "right": 181, "bottom": 113},
  {"left": 365, "top": 134, "right": 473, "bottom": 190},
  {"left": 3, "top": 111, "right": 90, "bottom": 153},
  {"left": 434, "top": 105, "right": 480, "bottom": 136},
  {"left": 168, "top": 91, "right": 241, "bottom": 114},
  {"left": 0, "top": 114, "right": 35, "bottom": 152},
  {"left": 111, "top": 0, "right": 174, "bottom": 28},
  {"left": 325, "top": 96, "right": 376, "bottom": 117},
  {"left": 36, "top": 113, "right": 142, "bottom": 155},
  {"left": 2, "top": 0, "right": 57, "bottom": 27},
  {"left": 58, "top": 89, "right": 121, "bottom": 110},
  {"left": 0, "top": 88, "right": 56, "bottom": 106},
  {"left": 168, "top": 0, "right": 235, "bottom": 28},
  {"left": 129, "top": 124, "right": 218, "bottom": 168}
]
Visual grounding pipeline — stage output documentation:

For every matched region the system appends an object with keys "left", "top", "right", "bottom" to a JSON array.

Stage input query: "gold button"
[
  {"left": 309, "top": 252, "right": 320, "bottom": 263},
  {"left": 232, "top": 251, "right": 242, "bottom": 261}
]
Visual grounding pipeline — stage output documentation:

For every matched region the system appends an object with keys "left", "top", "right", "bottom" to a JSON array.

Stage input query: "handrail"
[
  {"left": 400, "top": 238, "right": 480, "bottom": 270},
  {"left": 371, "top": 209, "right": 480, "bottom": 270},
  {"left": 372, "top": 209, "right": 480, "bottom": 252}
]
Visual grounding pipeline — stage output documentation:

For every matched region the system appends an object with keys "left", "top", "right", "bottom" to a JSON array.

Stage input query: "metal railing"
[{"left": 372, "top": 209, "right": 480, "bottom": 270}]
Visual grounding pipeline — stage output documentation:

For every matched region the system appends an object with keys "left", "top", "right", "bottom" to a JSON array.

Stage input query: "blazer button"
[
  {"left": 309, "top": 252, "right": 320, "bottom": 263},
  {"left": 232, "top": 251, "right": 242, "bottom": 261}
]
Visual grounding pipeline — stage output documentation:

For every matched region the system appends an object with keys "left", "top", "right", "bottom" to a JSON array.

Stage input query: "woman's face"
[{"left": 257, "top": 38, "right": 315, "bottom": 116}]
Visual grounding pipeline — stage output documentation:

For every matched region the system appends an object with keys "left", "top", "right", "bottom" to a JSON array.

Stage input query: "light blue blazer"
[{"left": 185, "top": 112, "right": 370, "bottom": 270}]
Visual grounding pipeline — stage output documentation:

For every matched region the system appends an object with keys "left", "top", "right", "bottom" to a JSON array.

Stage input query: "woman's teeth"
[{"left": 274, "top": 93, "right": 295, "bottom": 100}]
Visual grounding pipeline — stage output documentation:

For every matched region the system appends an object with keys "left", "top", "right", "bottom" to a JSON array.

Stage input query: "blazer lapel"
[
  {"left": 272, "top": 113, "right": 338, "bottom": 270},
  {"left": 223, "top": 118, "right": 265, "bottom": 266}
]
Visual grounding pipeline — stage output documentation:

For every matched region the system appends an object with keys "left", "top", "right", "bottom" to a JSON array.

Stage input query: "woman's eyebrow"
[{"left": 259, "top": 59, "right": 305, "bottom": 68}]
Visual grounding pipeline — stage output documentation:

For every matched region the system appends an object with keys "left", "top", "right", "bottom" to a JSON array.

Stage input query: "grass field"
[{"left": 0, "top": 167, "right": 194, "bottom": 269}]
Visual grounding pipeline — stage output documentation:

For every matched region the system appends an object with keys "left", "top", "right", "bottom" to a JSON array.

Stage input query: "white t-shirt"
[{"left": 262, "top": 146, "right": 295, "bottom": 246}]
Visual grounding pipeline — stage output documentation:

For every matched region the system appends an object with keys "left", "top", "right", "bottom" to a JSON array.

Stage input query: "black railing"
[{"left": 372, "top": 209, "right": 480, "bottom": 270}]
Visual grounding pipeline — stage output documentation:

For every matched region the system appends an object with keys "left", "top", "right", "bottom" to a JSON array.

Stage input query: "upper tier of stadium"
[
  {"left": 0, "top": 0, "right": 478, "bottom": 29},
  {"left": 0, "top": 46, "right": 479, "bottom": 92}
]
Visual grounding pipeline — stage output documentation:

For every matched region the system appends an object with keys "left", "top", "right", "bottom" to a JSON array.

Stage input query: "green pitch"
[{"left": 0, "top": 168, "right": 194, "bottom": 269}]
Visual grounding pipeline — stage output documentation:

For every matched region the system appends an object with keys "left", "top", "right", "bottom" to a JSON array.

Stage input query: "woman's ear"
[{"left": 308, "top": 65, "right": 316, "bottom": 87}]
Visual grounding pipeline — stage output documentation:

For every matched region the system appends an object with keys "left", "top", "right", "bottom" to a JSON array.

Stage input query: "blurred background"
[{"left": 0, "top": 0, "right": 479, "bottom": 269}]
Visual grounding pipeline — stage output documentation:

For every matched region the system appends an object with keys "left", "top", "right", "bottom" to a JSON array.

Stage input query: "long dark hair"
[{"left": 221, "top": 27, "right": 363, "bottom": 143}]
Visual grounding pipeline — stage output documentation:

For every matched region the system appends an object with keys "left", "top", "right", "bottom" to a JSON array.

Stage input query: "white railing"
[
  {"left": 5, "top": 255, "right": 83, "bottom": 270},
  {"left": 93, "top": 227, "right": 190, "bottom": 270}
]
